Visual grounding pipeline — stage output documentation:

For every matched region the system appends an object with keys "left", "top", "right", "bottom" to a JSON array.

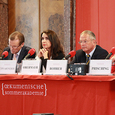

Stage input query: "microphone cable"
[{"left": 66, "top": 73, "right": 74, "bottom": 80}]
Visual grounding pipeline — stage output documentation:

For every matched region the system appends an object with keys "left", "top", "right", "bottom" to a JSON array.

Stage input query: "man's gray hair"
[{"left": 80, "top": 30, "right": 96, "bottom": 40}]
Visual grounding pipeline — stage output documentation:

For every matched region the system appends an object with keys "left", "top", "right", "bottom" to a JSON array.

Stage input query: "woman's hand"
[{"left": 37, "top": 48, "right": 48, "bottom": 59}]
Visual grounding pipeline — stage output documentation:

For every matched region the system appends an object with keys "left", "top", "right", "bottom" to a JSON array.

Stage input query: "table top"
[{"left": 0, "top": 74, "right": 115, "bottom": 81}]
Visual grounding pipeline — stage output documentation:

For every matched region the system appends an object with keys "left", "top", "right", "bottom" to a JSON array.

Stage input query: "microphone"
[
  {"left": 105, "top": 47, "right": 115, "bottom": 59},
  {"left": 0, "top": 51, "right": 8, "bottom": 60},
  {"left": 24, "top": 48, "right": 36, "bottom": 60},
  {"left": 62, "top": 50, "right": 76, "bottom": 60}
]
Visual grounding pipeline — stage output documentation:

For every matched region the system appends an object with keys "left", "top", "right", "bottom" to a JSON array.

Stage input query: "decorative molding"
[{"left": 64, "top": 0, "right": 76, "bottom": 61}]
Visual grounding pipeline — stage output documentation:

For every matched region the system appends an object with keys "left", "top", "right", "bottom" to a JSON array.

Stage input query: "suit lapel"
[
  {"left": 8, "top": 51, "right": 13, "bottom": 60},
  {"left": 91, "top": 45, "right": 98, "bottom": 59},
  {"left": 79, "top": 50, "right": 86, "bottom": 63},
  {"left": 17, "top": 46, "right": 25, "bottom": 63}
]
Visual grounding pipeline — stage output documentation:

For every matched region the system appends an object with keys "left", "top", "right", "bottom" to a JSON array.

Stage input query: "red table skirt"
[{"left": 0, "top": 74, "right": 115, "bottom": 115}]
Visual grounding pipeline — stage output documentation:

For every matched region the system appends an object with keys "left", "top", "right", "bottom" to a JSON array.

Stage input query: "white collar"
[{"left": 86, "top": 47, "right": 96, "bottom": 58}]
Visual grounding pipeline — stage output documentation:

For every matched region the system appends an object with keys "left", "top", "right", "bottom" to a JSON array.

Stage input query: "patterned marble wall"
[
  {"left": 15, "top": 0, "right": 39, "bottom": 53},
  {"left": 0, "top": 0, "right": 8, "bottom": 56},
  {"left": 40, "top": 0, "right": 64, "bottom": 49},
  {"left": 7, "top": 0, "right": 76, "bottom": 56},
  {"left": 40, "top": 0, "right": 76, "bottom": 56}
]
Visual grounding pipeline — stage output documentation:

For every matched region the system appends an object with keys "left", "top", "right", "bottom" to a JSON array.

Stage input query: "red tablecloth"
[{"left": 0, "top": 74, "right": 115, "bottom": 115}]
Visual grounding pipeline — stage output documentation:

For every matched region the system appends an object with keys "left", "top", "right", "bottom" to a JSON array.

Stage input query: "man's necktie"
[
  {"left": 86, "top": 54, "right": 90, "bottom": 64},
  {"left": 13, "top": 54, "right": 18, "bottom": 60}
]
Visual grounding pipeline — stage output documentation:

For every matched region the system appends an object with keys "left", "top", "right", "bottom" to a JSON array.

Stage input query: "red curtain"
[{"left": 76, "top": 0, "right": 115, "bottom": 52}]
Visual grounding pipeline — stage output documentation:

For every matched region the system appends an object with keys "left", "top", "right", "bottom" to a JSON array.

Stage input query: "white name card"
[
  {"left": 20, "top": 60, "right": 41, "bottom": 75},
  {"left": 45, "top": 60, "right": 67, "bottom": 75},
  {"left": 89, "top": 60, "right": 112, "bottom": 75},
  {"left": 0, "top": 60, "right": 17, "bottom": 74}
]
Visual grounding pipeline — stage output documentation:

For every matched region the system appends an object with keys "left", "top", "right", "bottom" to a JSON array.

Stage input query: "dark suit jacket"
[
  {"left": 40, "top": 52, "right": 65, "bottom": 72},
  {"left": 2, "top": 45, "right": 36, "bottom": 63},
  {"left": 70, "top": 45, "right": 109, "bottom": 64}
]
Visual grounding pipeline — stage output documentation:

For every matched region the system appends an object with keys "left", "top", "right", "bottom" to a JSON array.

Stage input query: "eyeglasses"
[
  {"left": 8, "top": 45, "right": 21, "bottom": 49},
  {"left": 78, "top": 40, "right": 92, "bottom": 44}
]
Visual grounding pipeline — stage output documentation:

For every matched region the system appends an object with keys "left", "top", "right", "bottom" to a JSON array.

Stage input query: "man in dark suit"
[
  {"left": 70, "top": 30, "right": 108, "bottom": 64},
  {"left": 2, "top": 31, "right": 36, "bottom": 63}
]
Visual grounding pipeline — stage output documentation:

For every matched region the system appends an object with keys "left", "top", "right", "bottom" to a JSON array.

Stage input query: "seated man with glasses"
[
  {"left": 70, "top": 30, "right": 108, "bottom": 64},
  {"left": 2, "top": 31, "right": 36, "bottom": 63}
]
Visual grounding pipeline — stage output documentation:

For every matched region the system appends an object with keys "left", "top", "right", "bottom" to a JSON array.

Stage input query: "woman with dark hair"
[{"left": 36, "top": 30, "right": 65, "bottom": 72}]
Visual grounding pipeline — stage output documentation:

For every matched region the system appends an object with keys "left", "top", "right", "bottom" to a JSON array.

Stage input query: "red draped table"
[{"left": 0, "top": 74, "right": 115, "bottom": 115}]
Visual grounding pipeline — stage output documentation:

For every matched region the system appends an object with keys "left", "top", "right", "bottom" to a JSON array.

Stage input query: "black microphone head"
[
  {"left": 64, "top": 54, "right": 71, "bottom": 60},
  {"left": 68, "top": 50, "right": 76, "bottom": 58},
  {"left": 105, "top": 47, "right": 115, "bottom": 59},
  {"left": 63, "top": 50, "right": 76, "bottom": 60}
]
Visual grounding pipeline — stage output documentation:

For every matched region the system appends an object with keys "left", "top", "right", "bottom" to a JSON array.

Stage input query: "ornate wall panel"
[
  {"left": 15, "top": 0, "right": 39, "bottom": 53},
  {"left": 40, "top": 0, "right": 76, "bottom": 56},
  {"left": 7, "top": 0, "right": 76, "bottom": 56},
  {"left": 40, "top": 0, "right": 64, "bottom": 49},
  {"left": 0, "top": 0, "right": 8, "bottom": 56}
]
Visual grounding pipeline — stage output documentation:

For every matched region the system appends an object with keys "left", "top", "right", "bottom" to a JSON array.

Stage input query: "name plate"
[
  {"left": 45, "top": 60, "right": 67, "bottom": 75},
  {"left": 89, "top": 60, "right": 112, "bottom": 75},
  {"left": 20, "top": 60, "right": 41, "bottom": 75},
  {"left": 0, "top": 60, "right": 17, "bottom": 74}
]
